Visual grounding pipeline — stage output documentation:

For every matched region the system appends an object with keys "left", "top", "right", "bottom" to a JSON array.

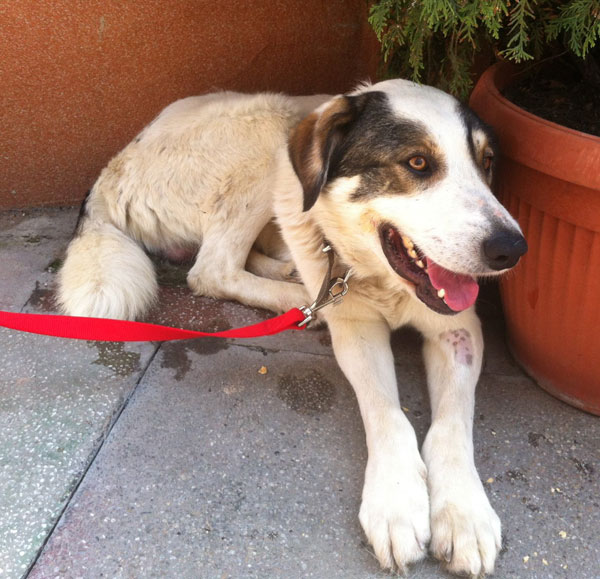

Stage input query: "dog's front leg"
[
  {"left": 420, "top": 311, "right": 501, "bottom": 576},
  {"left": 328, "top": 315, "right": 430, "bottom": 573}
]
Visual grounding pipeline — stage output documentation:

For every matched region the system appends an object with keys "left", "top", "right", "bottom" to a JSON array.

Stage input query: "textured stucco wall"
[{"left": 1, "top": 1, "right": 379, "bottom": 209}]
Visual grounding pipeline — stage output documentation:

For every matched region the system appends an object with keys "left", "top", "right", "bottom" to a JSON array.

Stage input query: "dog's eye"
[
  {"left": 407, "top": 156, "right": 428, "bottom": 172},
  {"left": 483, "top": 151, "right": 494, "bottom": 171}
]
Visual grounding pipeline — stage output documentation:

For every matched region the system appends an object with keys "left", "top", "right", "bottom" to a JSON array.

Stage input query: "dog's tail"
[{"left": 57, "top": 196, "right": 158, "bottom": 321}]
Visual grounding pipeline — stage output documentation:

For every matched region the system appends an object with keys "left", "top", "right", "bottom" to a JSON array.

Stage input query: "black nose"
[{"left": 483, "top": 229, "right": 528, "bottom": 271}]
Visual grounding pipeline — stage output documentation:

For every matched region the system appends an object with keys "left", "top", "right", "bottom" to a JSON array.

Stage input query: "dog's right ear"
[{"left": 289, "top": 95, "right": 366, "bottom": 212}]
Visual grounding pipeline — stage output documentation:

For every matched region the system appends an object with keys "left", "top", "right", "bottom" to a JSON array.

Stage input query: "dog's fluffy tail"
[{"left": 57, "top": 218, "right": 158, "bottom": 321}]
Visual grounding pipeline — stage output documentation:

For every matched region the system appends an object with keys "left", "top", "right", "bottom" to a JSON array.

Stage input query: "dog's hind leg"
[
  {"left": 245, "top": 249, "right": 300, "bottom": 282},
  {"left": 187, "top": 221, "right": 310, "bottom": 314}
]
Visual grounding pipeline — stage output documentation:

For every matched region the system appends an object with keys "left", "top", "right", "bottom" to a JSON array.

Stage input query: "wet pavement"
[{"left": 1, "top": 207, "right": 598, "bottom": 578}]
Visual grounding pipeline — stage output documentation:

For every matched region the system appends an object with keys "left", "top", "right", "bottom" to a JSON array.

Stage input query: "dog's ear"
[{"left": 289, "top": 95, "right": 366, "bottom": 212}]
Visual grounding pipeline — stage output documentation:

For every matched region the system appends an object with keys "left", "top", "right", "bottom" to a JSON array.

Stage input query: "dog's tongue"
[{"left": 426, "top": 258, "right": 479, "bottom": 312}]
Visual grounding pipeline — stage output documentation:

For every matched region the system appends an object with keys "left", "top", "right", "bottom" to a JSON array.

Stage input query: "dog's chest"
[{"left": 346, "top": 277, "right": 414, "bottom": 329}]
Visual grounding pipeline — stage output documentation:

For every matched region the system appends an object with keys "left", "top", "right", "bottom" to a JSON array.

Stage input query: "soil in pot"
[{"left": 502, "top": 54, "right": 600, "bottom": 136}]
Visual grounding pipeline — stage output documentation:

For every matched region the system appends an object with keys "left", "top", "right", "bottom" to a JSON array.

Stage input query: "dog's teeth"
[
  {"left": 408, "top": 248, "right": 418, "bottom": 259},
  {"left": 401, "top": 235, "right": 414, "bottom": 250},
  {"left": 416, "top": 260, "right": 424, "bottom": 269},
  {"left": 437, "top": 288, "right": 446, "bottom": 299}
]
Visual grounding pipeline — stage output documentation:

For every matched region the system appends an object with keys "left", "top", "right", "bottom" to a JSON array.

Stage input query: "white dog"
[{"left": 58, "top": 80, "right": 527, "bottom": 575}]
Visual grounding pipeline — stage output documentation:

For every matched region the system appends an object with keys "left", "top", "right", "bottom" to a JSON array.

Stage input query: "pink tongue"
[{"left": 426, "top": 258, "right": 479, "bottom": 312}]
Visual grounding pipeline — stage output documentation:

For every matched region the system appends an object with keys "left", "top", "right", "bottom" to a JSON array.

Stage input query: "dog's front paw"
[
  {"left": 359, "top": 456, "right": 431, "bottom": 573},
  {"left": 429, "top": 482, "right": 502, "bottom": 576},
  {"left": 283, "top": 263, "right": 303, "bottom": 283}
]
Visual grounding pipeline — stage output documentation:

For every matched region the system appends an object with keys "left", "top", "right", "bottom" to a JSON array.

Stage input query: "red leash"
[
  {"left": 0, "top": 308, "right": 306, "bottom": 342},
  {"left": 0, "top": 246, "right": 352, "bottom": 343}
]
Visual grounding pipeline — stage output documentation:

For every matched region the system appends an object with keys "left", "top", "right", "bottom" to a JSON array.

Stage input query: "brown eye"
[
  {"left": 483, "top": 151, "right": 494, "bottom": 171},
  {"left": 408, "top": 156, "right": 428, "bottom": 172}
]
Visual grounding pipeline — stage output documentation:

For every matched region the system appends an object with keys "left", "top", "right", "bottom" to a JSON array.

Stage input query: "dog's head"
[{"left": 289, "top": 80, "right": 527, "bottom": 315}]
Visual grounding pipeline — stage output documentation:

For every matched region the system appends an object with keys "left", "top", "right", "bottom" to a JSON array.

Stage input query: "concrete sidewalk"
[{"left": 0, "top": 207, "right": 598, "bottom": 579}]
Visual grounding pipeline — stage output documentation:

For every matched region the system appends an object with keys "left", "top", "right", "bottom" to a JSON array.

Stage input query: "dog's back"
[{"left": 57, "top": 91, "right": 327, "bottom": 320}]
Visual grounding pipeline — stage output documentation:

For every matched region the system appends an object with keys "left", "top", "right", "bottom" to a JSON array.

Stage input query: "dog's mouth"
[{"left": 379, "top": 224, "right": 479, "bottom": 315}]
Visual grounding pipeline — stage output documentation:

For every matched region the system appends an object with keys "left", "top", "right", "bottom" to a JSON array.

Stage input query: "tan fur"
[{"left": 58, "top": 81, "right": 526, "bottom": 576}]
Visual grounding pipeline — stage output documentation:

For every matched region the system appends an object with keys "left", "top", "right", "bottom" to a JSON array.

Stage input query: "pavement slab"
[
  {"left": 0, "top": 331, "right": 156, "bottom": 578},
  {"left": 27, "top": 346, "right": 372, "bottom": 579},
  {"left": 25, "top": 338, "right": 600, "bottom": 579},
  {"left": 0, "top": 207, "right": 598, "bottom": 578},
  {"left": 0, "top": 209, "right": 75, "bottom": 312},
  {"left": 0, "top": 209, "right": 157, "bottom": 577}
]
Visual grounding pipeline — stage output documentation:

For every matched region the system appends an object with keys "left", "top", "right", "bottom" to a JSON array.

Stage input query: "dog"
[{"left": 58, "top": 80, "right": 527, "bottom": 575}]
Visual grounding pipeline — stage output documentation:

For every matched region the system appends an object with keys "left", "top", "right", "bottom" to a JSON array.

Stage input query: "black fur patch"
[
  {"left": 125, "top": 199, "right": 132, "bottom": 230},
  {"left": 73, "top": 190, "right": 92, "bottom": 236},
  {"left": 327, "top": 92, "right": 448, "bottom": 200}
]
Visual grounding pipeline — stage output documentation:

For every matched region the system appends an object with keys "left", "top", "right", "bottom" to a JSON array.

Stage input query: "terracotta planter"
[{"left": 470, "top": 63, "right": 600, "bottom": 415}]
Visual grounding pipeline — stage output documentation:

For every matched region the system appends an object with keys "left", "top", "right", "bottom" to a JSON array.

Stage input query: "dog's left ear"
[{"left": 289, "top": 94, "right": 367, "bottom": 212}]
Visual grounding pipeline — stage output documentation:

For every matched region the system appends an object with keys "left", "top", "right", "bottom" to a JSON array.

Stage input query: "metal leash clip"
[{"left": 298, "top": 245, "right": 351, "bottom": 327}]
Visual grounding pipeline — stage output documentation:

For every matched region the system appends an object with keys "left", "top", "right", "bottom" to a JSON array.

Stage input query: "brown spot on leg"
[{"left": 439, "top": 329, "right": 474, "bottom": 366}]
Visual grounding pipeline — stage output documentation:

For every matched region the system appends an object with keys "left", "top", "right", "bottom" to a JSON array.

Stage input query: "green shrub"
[{"left": 368, "top": 0, "right": 600, "bottom": 99}]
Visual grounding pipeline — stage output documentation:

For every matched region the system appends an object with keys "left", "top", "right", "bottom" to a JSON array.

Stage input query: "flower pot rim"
[{"left": 471, "top": 62, "right": 600, "bottom": 191}]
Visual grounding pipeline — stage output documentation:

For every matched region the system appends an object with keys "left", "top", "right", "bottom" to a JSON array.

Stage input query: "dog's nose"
[{"left": 483, "top": 229, "right": 528, "bottom": 270}]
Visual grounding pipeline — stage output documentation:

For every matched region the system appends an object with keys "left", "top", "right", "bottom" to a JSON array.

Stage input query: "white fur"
[
  {"left": 58, "top": 81, "right": 524, "bottom": 575},
  {"left": 58, "top": 221, "right": 157, "bottom": 319}
]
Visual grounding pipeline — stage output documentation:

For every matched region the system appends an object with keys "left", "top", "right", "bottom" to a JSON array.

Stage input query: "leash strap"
[{"left": 0, "top": 308, "right": 306, "bottom": 342}]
